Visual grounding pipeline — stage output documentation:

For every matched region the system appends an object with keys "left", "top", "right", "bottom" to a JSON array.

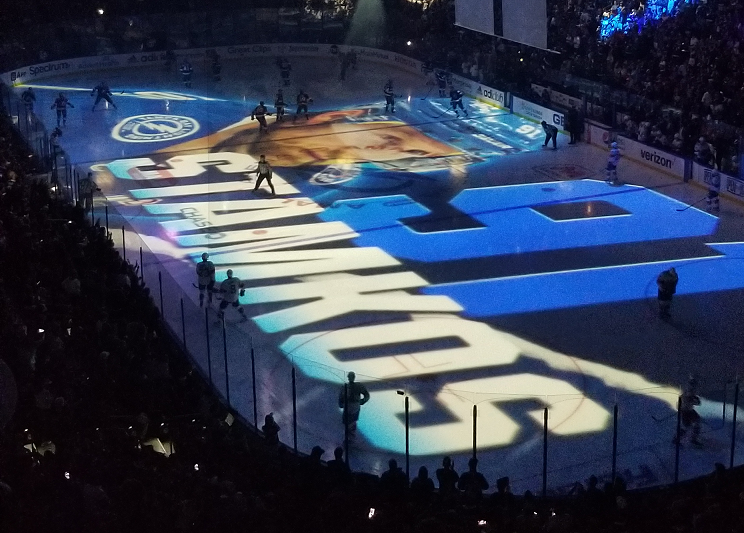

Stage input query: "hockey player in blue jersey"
[
  {"left": 606, "top": 141, "right": 621, "bottom": 184},
  {"left": 91, "top": 81, "right": 117, "bottom": 111},
  {"left": 450, "top": 89, "right": 468, "bottom": 117},
  {"left": 51, "top": 92, "right": 74, "bottom": 127},
  {"left": 251, "top": 101, "right": 271, "bottom": 133},
  {"left": 436, "top": 70, "right": 448, "bottom": 97},
  {"left": 180, "top": 60, "right": 194, "bottom": 88},
  {"left": 278, "top": 57, "right": 291, "bottom": 87},
  {"left": 21, "top": 87, "right": 36, "bottom": 112},
  {"left": 293, "top": 90, "right": 312, "bottom": 122},
  {"left": 274, "top": 89, "right": 287, "bottom": 122},
  {"left": 384, "top": 80, "right": 396, "bottom": 113}
]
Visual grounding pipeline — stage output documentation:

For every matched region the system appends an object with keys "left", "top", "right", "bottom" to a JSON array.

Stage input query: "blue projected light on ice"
[
  {"left": 319, "top": 180, "right": 717, "bottom": 262},
  {"left": 424, "top": 243, "right": 744, "bottom": 316}
]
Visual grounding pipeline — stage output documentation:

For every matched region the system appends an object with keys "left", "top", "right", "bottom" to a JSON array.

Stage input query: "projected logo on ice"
[
  {"left": 112, "top": 114, "right": 200, "bottom": 143},
  {"left": 101, "top": 104, "right": 739, "bottom": 456}
]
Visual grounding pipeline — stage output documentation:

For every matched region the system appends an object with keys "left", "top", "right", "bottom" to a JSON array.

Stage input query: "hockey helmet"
[
  {"left": 201, "top": 252, "right": 209, "bottom": 261},
  {"left": 59, "top": 92, "right": 64, "bottom": 98},
  {"left": 611, "top": 142, "right": 618, "bottom": 149},
  {"left": 226, "top": 269, "right": 233, "bottom": 278}
]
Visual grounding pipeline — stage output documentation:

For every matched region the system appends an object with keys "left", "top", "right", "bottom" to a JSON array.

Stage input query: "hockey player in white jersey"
[
  {"left": 217, "top": 269, "right": 248, "bottom": 322},
  {"left": 606, "top": 142, "right": 621, "bottom": 184},
  {"left": 196, "top": 252, "right": 216, "bottom": 307}
]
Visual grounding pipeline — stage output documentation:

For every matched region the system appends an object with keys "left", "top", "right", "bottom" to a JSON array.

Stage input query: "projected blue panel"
[
  {"left": 424, "top": 243, "right": 744, "bottom": 316},
  {"left": 319, "top": 180, "right": 717, "bottom": 261}
]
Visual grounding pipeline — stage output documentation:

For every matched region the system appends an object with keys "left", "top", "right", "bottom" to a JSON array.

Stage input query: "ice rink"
[{"left": 16, "top": 53, "right": 744, "bottom": 494}]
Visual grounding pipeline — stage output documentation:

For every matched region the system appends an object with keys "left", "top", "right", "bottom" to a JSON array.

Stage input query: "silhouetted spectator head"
[
  {"left": 333, "top": 446, "right": 343, "bottom": 461},
  {"left": 310, "top": 445, "right": 324, "bottom": 461}
]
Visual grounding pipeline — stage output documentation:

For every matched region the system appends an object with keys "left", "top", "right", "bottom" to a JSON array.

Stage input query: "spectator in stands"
[
  {"left": 458, "top": 457, "right": 489, "bottom": 502},
  {"left": 410, "top": 466, "right": 435, "bottom": 501},
  {"left": 262, "top": 412, "right": 280, "bottom": 447},
  {"left": 326, "top": 446, "right": 351, "bottom": 485},
  {"left": 436, "top": 456, "right": 460, "bottom": 497},
  {"left": 694, "top": 136, "right": 714, "bottom": 167},
  {"left": 380, "top": 459, "right": 408, "bottom": 499}
]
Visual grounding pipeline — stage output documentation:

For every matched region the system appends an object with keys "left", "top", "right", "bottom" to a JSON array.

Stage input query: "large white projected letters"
[
  {"left": 281, "top": 314, "right": 520, "bottom": 380},
  {"left": 365, "top": 375, "right": 609, "bottom": 454}
]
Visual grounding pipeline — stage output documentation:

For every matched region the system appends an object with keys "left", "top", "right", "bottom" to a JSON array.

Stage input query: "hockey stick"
[
  {"left": 676, "top": 196, "right": 708, "bottom": 212},
  {"left": 191, "top": 282, "right": 222, "bottom": 298},
  {"left": 421, "top": 85, "right": 434, "bottom": 101}
]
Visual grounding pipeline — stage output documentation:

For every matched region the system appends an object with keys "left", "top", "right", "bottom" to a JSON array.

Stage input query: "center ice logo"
[{"left": 112, "top": 114, "right": 200, "bottom": 143}]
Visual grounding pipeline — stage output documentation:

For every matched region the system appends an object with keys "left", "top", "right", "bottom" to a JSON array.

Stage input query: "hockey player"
[
  {"left": 293, "top": 90, "right": 311, "bottom": 122},
  {"left": 278, "top": 57, "right": 291, "bottom": 87},
  {"left": 251, "top": 101, "right": 270, "bottom": 133},
  {"left": 211, "top": 52, "right": 222, "bottom": 82},
  {"left": 180, "top": 59, "right": 193, "bottom": 88},
  {"left": 164, "top": 49, "right": 176, "bottom": 72},
  {"left": 196, "top": 252, "right": 216, "bottom": 308},
  {"left": 450, "top": 88, "right": 468, "bottom": 117},
  {"left": 50, "top": 92, "right": 74, "bottom": 127},
  {"left": 657, "top": 267, "right": 678, "bottom": 319},
  {"left": 217, "top": 269, "right": 248, "bottom": 323},
  {"left": 707, "top": 170, "right": 721, "bottom": 213},
  {"left": 339, "top": 52, "right": 350, "bottom": 81},
  {"left": 91, "top": 81, "right": 117, "bottom": 111},
  {"left": 384, "top": 80, "right": 396, "bottom": 113},
  {"left": 674, "top": 376, "right": 702, "bottom": 446},
  {"left": 274, "top": 89, "right": 286, "bottom": 122},
  {"left": 21, "top": 87, "right": 36, "bottom": 112},
  {"left": 606, "top": 141, "right": 620, "bottom": 183},
  {"left": 541, "top": 120, "right": 558, "bottom": 150},
  {"left": 435, "top": 70, "right": 448, "bottom": 97},
  {"left": 253, "top": 154, "right": 275, "bottom": 195},
  {"left": 348, "top": 49, "right": 358, "bottom": 70},
  {"left": 338, "top": 371, "right": 370, "bottom": 435}
]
